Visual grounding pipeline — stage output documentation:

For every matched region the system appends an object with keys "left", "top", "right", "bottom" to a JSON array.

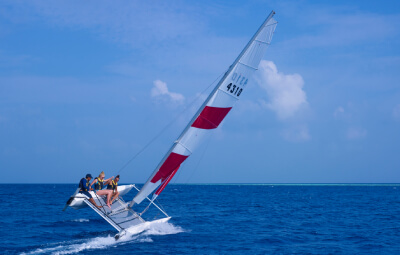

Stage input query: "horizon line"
[{"left": 2, "top": 182, "right": 400, "bottom": 186}]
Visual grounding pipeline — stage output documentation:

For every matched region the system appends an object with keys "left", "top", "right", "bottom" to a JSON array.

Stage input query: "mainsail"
[{"left": 132, "top": 11, "right": 277, "bottom": 205}]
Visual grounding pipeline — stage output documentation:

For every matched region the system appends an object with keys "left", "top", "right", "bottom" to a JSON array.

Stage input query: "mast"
[
  {"left": 174, "top": 10, "right": 276, "bottom": 144},
  {"left": 131, "top": 11, "right": 277, "bottom": 206}
]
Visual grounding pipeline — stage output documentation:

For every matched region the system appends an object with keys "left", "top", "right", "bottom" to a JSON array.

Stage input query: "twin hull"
[{"left": 69, "top": 184, "right": 134, "bottom": 209}]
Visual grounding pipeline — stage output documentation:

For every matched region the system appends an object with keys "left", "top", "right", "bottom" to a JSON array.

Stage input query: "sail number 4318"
[
  {"left": 226, "top": 83, "right": 243, "bottom": 97},
  {"left": 226, "top": 73, "right": 248, "bottom": 97}
]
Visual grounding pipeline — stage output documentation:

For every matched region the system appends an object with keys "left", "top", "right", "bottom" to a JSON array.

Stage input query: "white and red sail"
[{"left": 132, "top": 11, "right": 277, "bottom": 205}]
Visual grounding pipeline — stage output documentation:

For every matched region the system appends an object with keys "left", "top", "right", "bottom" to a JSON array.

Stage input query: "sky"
[{"left": 1, "top": 0, "right": 400, "bottom": 183}]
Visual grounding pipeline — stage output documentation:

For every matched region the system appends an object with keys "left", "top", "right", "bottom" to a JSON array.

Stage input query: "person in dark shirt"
[
  {"left": 107, "top": 175, "right": 120, "bottom": 204},
  {"left": 79, "top": 174, "right": 101, "bottom": 209}
]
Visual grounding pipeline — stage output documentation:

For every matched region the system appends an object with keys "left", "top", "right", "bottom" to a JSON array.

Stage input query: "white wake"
[{"left": 22, "top": 220, "right": 184, "bottom": 255}]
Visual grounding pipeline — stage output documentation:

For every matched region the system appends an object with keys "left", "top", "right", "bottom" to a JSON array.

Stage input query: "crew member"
[
  {"left": 90, "top": 171, "right": 113, "bottom": 209},
  {"left": 107, "top": 175, "right": 120, "bottom": 204},
  {"left": 79, "top": 174, "right": 101, "bottom": 209}
]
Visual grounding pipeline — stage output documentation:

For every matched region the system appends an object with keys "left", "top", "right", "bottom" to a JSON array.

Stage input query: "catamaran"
[{"left": 64, "top": 10, "right": 277, "bottom": 240}]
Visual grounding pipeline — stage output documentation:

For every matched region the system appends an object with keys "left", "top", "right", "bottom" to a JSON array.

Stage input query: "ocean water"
[{"left": 2, "top": 184, "right": 400, "bottom": 254}]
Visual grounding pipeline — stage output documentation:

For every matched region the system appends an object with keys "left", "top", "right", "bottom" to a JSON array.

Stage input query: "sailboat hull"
[{"left": 68, "top": 184, "right": 135, "bottom": 209}]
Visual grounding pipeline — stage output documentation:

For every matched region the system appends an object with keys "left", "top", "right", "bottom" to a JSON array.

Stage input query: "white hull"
[{"left": 69, "top": 184, "right": 135, "bottom": 209}]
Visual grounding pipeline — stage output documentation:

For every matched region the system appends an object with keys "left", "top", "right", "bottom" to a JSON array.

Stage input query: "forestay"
[{"left": 132, "top": 11, "right": 278, "bottom": 205}]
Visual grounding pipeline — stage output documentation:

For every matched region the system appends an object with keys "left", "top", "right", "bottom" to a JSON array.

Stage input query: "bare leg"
[
  {"left": 96, "top": 190, "right": 113, "bottom": 208},
  {"left": 105, "top": 190, "right": 112, "bottom": 205},
  {"left": 105, "top": 191, "right": 112, "bottom": 208},
  {"left": 89, "top": 197, "right": 102, "bottom": 209},
  {"left": 110, "top": 191, "right": 119, "bottom": 204}
]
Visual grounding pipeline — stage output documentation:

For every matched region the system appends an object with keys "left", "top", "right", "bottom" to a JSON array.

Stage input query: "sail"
[{"left": 133, "top": 11, "right": 278, "bottom": 205}]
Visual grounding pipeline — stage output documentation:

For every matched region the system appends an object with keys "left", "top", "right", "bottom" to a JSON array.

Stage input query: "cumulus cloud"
[
  {"left": 254, "top": 60, "right": 310, "bottom": 142},
  {"left": 255, "top": 60, "right": 308, "bottom": 120},
  {"left": 151, "top": 80, "right": 185, "bottom": 104},
  {"left": 347, "top": 127, "right": 367, "bottom": 140}
]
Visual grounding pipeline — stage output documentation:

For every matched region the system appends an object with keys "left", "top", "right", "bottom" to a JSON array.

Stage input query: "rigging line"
[
  {"left": 185, "top": 130, "right": 214, "bottom": 184},
  {"left": 171, "top": 159, "right": 188, "bottom": 184},
  {"left": 116, "top": 70, "right": 227, "bottom": 175},
  {"left": 155, "top": 198, "right": 167, "bottom": 216},
  {"left": 140, "top": 201, "right": 152, "bottom": 215},
  {"left": 94, "top": 191, "right": 107, "bottom": 215}
]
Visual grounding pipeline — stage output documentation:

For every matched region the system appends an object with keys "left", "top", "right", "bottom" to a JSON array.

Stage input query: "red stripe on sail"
[
  {"left": 151, "top": 152, "right": 188, "bottom": 183},
  {"left": 155, "top": 165, "right": 180, "bottom": 196},
  {"left": 191, "top": 106, "right": 232, "bottom": 129}
]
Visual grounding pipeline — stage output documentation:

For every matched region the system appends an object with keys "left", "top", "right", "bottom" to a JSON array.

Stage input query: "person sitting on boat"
[
  {"left": 79, "top": 174, "right": 101, "bottom": 209},
  {"left": 90, "top": 171, "right": 113, "bottom": 209},
  {"left": 107, "top": 175, "right": 120, "bottom": 204}
]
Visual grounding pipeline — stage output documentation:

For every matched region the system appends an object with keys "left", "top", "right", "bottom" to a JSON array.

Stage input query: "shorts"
[{"left": 79, "top": 190, "right": 92, "bottom": 199}]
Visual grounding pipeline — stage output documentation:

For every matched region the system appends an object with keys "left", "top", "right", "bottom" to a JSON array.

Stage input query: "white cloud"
[
  {"left": 254, "top": 60, "right": 310, "bottom": 142},
  {"left": 151, "top": 80, "right": 185, "bottom": 104},
  {"left": 255, "top": 60, "right": 308, "bottom": 120},
  {"left": 347, "top": 127, "right": 367, "bottom": 140},
  {"left": 393, "top": 104, "right": 400, "bottom": 121}
]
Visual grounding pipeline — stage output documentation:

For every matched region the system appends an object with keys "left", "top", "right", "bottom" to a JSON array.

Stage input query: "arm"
[
  {"left": 104, "top": 177, "right": 114, "bottom": 185},
  {"left": 89, "top": 178, "right": 97, "bottom": 188},
  {"left": 89, "top": 179, "right": 97, "bottom": 190}
]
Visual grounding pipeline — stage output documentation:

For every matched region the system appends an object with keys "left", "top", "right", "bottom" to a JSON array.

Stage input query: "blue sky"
[{"left": 1, "top": 1, "right": 400, "bottom": 183}]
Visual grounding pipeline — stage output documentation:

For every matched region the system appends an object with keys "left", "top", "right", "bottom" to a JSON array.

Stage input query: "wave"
[
  {"left": 21, "top": 220, "right": 184, "bottom": 255},
  {"left": 70, "top": 219, "right": 89, "bottom": 223}
]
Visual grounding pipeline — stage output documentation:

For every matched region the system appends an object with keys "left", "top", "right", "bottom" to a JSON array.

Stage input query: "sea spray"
[
  {"left": 126, "top": 219, "right": 184, "bottom": 237},
  {"left": 22, "top": 220, "right": 184, "bottom": 255}
]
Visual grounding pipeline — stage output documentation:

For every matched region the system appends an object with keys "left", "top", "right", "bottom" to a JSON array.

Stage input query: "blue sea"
[{"left": 2, "top": 184, "right": 400, "bottom": 254}]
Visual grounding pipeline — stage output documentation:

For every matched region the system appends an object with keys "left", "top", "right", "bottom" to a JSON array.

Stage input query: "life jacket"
[
  {"left": 94, "top": 177, "right": 104, "bottom": 190},
  {"left": 79, "top": 178, "right": 89, "bottom": 192},
  {"left": 107, "top": 180, "right": 118, "bottom": 190}
]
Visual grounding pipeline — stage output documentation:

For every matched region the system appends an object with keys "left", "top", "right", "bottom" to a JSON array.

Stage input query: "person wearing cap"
[
  {"left": 90, "top": 171, "right": 113, "bottom": 209},
  {"left": 79, "top": 174, "right": 101, "bottom": 209},
  {"left": 107, "top": 175, "right": 120, "bottom": 204}
]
